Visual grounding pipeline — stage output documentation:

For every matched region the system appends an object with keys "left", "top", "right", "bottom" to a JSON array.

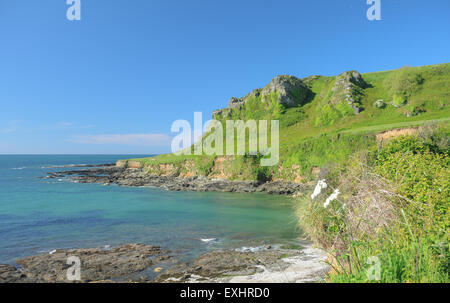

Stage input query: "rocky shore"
[
  {"left": 43, "top": 164, "right": 310, "bottom": 195},
  {"left": 154, "top": 242, "right": 330, "bottom": 283},
  {"left": 0, "top": 244, "right": 172, "bottom": 283},
  {"left": 0, "top": 164, "right": 333, "bottom": 283},
  {"left": 0, "top": 242, "right": 329, "bottom": 283}
]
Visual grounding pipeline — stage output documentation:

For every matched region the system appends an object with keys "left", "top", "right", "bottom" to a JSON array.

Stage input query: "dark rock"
[
  {"left": 44, "top": 166, "right": 310, "bottom": 196},
  {"left": 0, "top": 264, "right": 27, "bottom": 283},
  {"left": 228, "top": 97, "right": 245, "bottom": 109},
  {"left": 9, "top": 244, "right": 171, "bottom": 283},
  {"left": 154, "top": 248, "right": 297, "bottom": 282},
  {"left": 260, "top": 75, "right": 310, "bottom": 107}
]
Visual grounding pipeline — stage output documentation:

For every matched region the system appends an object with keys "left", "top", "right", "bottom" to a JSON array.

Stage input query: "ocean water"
[{"left": 0, "top": 155, "right": 301, "bottom": 264}]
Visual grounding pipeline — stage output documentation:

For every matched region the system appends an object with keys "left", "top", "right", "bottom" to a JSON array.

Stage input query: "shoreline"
[
  {"left": 0, "top": 164, "right": 332, "bottom": 283},
  {"left": 0, "top": 241, "right": 329, "bottom": 283},
  {"left": 44, "top": 164, "right": 311, "bottom": 195}
]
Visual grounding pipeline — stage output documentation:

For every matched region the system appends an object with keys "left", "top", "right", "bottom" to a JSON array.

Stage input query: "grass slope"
[{"left": 127, "top": 63, "right": 450, "bottom": 181}]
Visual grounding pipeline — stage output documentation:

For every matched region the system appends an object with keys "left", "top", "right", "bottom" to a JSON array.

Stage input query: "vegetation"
[
  {"left": 126, "top": 63, "right": 449, "bottom": 183},
  {"left": 124, "top": 63, "right": 449, "bottom": 283},
  {"left": 298, "top": 124, "right": 449, "bottom": 282}
]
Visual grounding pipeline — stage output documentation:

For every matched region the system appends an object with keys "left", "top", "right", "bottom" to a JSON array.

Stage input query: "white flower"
[
  {"left": 324, "top": 189, "right": 340, "bottom": 208},
  {"left": 311, "top": 179, "right": 327, "bottom": 200}
]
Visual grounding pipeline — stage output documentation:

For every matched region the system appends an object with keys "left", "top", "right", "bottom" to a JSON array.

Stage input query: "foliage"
[
  {"left": 298, "top": 127, "right": 449, "bottom": 283},
  {"left": 392, "top": 93, "right": 406, "bottom": 107}
]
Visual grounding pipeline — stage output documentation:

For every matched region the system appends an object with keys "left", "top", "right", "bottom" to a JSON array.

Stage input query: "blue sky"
[{"left": 1, "top": 0, "right": 449, "bottom": 154}]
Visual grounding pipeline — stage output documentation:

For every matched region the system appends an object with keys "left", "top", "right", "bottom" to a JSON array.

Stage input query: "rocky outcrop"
[
  {"left": 1, "top": 242, "right": 329, "bottom": 283},
  {"left": 154, "top": 242, "right": 330, "bottom": 283},
  {"left": 228, "top": 96, "right": 246, "bottom": 109},
  {"left": 213, "top": 75, "right": 312, "bottom": 118},
  {"left": 0, "top": 264, "right": 26, "bottom": 283},
  {"left": 260, "top": 75, "right": 310, "bottom": 107},
  {"left": 0, "top": 244, "right": 171, "bottom": 283},
  {"left": 329, "top": 70, "right": 367, "bottom": 113},
  {"left": 44, "top": 166, "right": 310, "bottom": 195},
  {"left": 373, "top": 99, "right": 386, "bottom": 108},
  {"left": 116, "top": 160, "right": 143, "bottom": 169}
]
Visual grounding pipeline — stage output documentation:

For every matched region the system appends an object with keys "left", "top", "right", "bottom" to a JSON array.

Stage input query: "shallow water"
[{"left": 0, "top": 155, "right": 301, "bottom": 264}]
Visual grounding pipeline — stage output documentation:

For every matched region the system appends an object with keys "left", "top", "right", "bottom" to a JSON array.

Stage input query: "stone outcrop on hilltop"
[
  {"left": 260, "top": 75, "right": 310, "bottom": 106},
  {"left": 213, "top": 75, "right": 312, "bottom": 118},
  {"left": 329, "top": 70, "right": 368, "bottom": 114}
]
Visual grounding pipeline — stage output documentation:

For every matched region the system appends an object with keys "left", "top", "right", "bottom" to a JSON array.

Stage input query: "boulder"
[
  {"left": 328, "top": 70, "right": 367, "bottom": 113},
  {"left": 260, "top": 75, "right": 310, "bottom": 107},
  {"left": 228, "top": 97, "right": 245, "bottom": 109},
  {"left": 373, "top": 99, "right": 385, "bottom": 108}
]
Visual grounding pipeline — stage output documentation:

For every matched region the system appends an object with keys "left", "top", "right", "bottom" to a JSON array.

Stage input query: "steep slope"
[{"left": 123, "top": 63, "right": 450, "bottom": 182}]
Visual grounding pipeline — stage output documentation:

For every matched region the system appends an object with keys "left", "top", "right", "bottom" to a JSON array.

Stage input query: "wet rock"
[
  {"left": 154, "top": 243, "right": 330, "bottom": 283},
  {"left": 44, "top": 166, "right": 310, "bottom": 196},
  {"left": 9, "top": 244, "right": 171, "bottom": 283},
  {"left": 0, "top": 264, "right": 27, "bottom": 283},
  {"left": 154, "top": 249, "right": 287, "bottom": 282}
]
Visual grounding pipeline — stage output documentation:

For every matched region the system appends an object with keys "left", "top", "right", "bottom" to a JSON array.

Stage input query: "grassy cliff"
[
  {"left": 123, "top": 63, "right": 449, "bottom": 182},
  {"left": 123, "top": 63, "right": 449, "bottom": 283}
]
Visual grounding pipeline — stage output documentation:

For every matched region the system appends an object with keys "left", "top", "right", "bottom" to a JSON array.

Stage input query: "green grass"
[
  {"left": 121, "top": 63, "right": 449, "bottom": 283},
  {"left": 124, "top": 63, "right": 450, "bottom": 182}
]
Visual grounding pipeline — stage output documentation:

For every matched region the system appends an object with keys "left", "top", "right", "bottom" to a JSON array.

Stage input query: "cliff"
[{"left": 122, "top": 63, "right": 450, "bottom": 183}]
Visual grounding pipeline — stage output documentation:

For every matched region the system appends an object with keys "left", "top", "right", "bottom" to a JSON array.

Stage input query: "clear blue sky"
[{"left": 1, "top": 0, "right": 449, "bottom": 154}]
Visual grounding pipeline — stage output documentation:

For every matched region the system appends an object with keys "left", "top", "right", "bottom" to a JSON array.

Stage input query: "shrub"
[
  {"left": 392, "top": 93, "right": 406, "bottom": 107},
  {"left": 298, "top": 128, "right": 449, "bottom": 283}
]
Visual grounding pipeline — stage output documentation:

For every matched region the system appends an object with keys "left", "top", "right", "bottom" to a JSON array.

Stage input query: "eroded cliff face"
[
  {"left": 116, "top": 126, "right": 420, "bottom": 184},
  {"left": 116, "top": 156, "right": 316, "bottom": 184}
]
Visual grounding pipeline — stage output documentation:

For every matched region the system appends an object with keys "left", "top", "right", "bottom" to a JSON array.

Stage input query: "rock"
[
  {"left": 11, "top": 244, "right": 171, "bottom": 283},
  {"left": 373, "top": 99, "right": 385, "bottom": 108},
  {"left": 328, "top": 70, "right": 366, "bottom": 114},
  {"left": 228, "top": 97, "right": 245, "bottom": 109},
  {"left": 0, "top": 264, "right": 27, "bottom": 283},
  {"left": 260, "top": 75, "right": 310, "bottom": 107},
  {"left": 212, "top": 75, "right": 313, "bottom": 119},
  {"left": 336, "top": 70, "right": 367, "bottom": 88},
  {"left": 44, "top": 166, "right": 310, "bottom": 196},
  {"left": 154, "top": 242, "right": 330, "bottom": 283}
]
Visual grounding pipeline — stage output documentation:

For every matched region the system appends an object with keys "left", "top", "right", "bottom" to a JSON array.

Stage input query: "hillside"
[{"left": 121, "top": 63, "right": 450, "bottom": 182}]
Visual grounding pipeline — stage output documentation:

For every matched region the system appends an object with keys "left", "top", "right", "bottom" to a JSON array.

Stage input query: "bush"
[
  {"left": 386, "top": 67, "right": 425, "bottom": 97},
  {"left": 297, "top": 127, "right": 449, "bottom": 283},
  {"left": 392, "top": 93, "right": 406, "bottom": 107}
]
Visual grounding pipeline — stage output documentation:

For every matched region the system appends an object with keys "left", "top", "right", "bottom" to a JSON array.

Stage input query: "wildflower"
[
  {"left": 311, "top": 179, "right": 327, "bottom": 200},
  {"left": 324, "top": 189, "right": 340, "bottom": 208}
]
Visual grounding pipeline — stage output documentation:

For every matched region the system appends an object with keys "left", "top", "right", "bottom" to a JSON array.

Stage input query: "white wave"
[
  {"left": 41, "top": 164, "right": 87, "bottom": 169},
  {"left": 200, "top": 238, "right": 218, "bottom": 243},
  {"left": 11, "top": 167, "right": 26, "bottom": 170},
  {"left": 235, "top": 246, "right": 266, "bottom": 253}
]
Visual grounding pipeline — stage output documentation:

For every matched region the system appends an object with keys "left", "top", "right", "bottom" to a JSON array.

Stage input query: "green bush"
[
  {"left": 298, "top": 127, "right": 449, "bottom": 283},
  {"left": 392, "top": 93, "right": 406, "bottom": 107}
]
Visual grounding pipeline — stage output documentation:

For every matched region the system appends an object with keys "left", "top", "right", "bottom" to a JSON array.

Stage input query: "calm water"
[{"left": 0, "top": 155, "right": 301, "bottom": 264}]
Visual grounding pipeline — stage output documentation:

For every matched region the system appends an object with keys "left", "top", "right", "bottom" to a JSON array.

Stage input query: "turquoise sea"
[{"left": 0, "top": 155, "right": 301, "bottom": 265}]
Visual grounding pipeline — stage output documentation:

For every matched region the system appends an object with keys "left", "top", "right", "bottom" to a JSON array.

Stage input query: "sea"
[{"left": 0, "top": 155, "right": 302, "bottom": 265}]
